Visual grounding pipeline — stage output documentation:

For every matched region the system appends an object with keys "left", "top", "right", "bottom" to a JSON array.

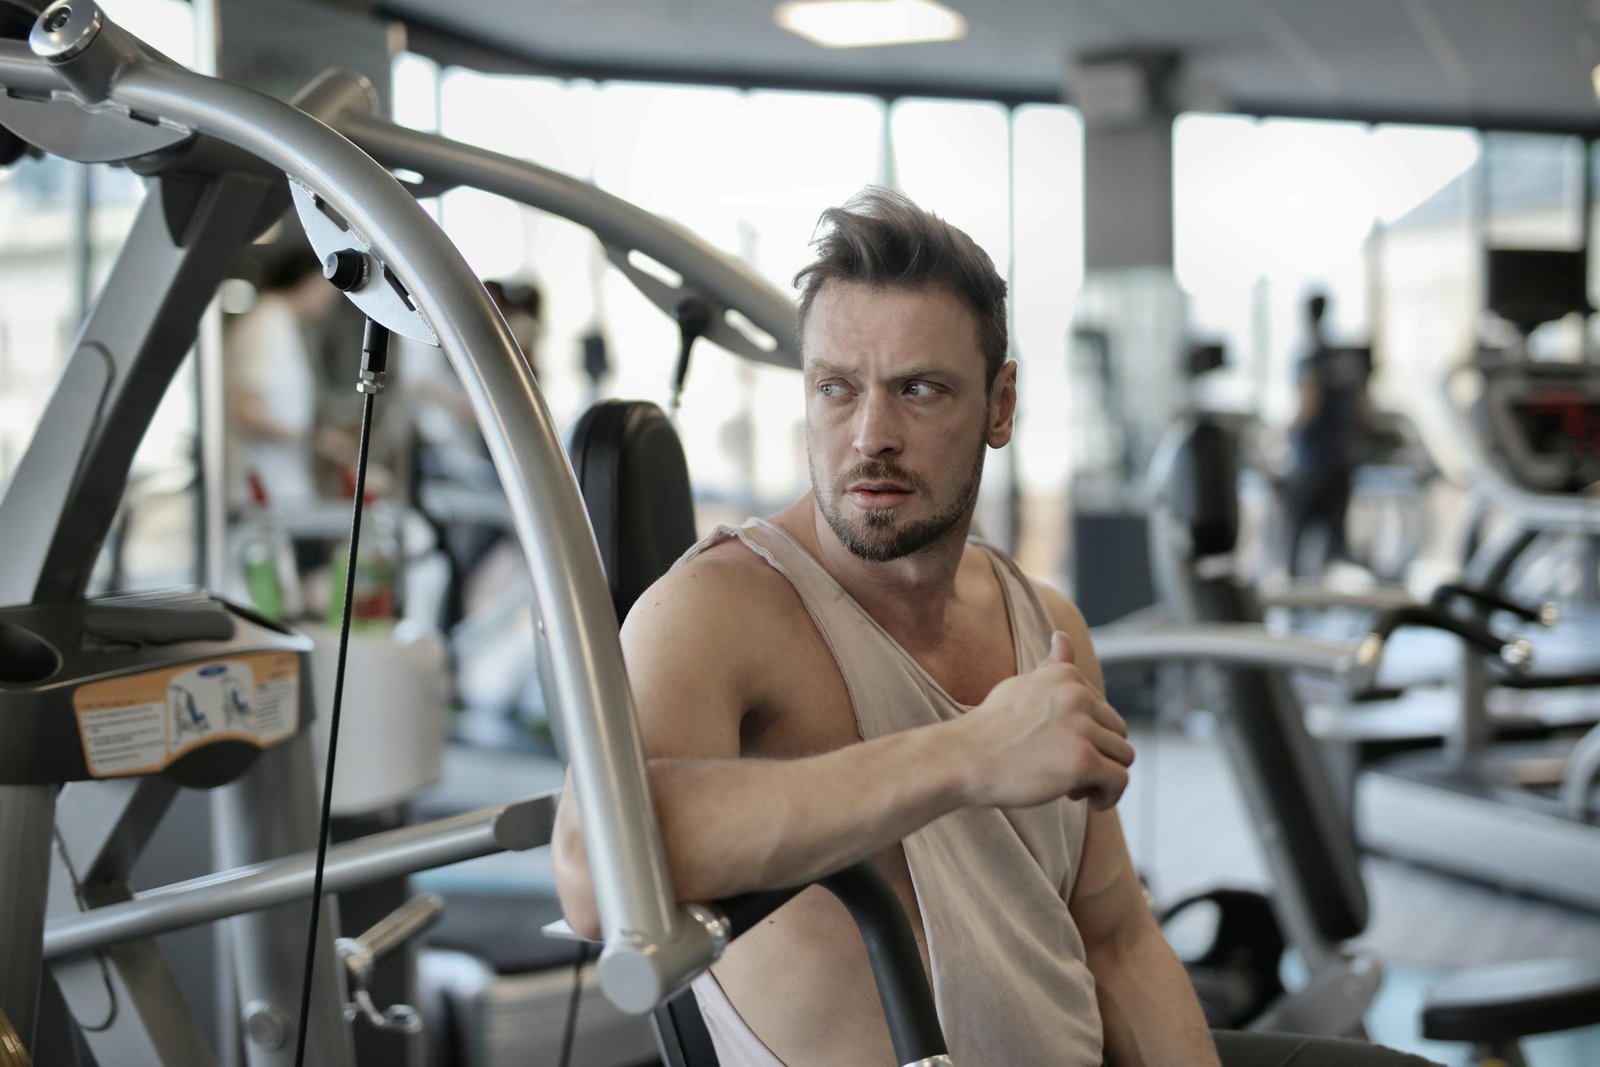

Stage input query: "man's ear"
[{"left": 987, "top": 360, "right": 1018, "bottom": 448}]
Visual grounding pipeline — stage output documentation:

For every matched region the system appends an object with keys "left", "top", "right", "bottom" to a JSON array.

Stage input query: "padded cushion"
[
  {"left": 655, "top": 987, "right": 721, "bottom": 1067},
  {"left": 424, "top": 890, "right": 585, "bottom": 974},
  {"left": 1422, "top": 957, "right": 1600, "bottom": 1043},
  {"left": 1166, "top": 417, "right": 1240, "bottom": 557},
  {"left": 568, "top": 399, "right": 698, "bottom": 622},
  {"left": 1189, "top": 577, "right": 1369, "bottom": 944}
]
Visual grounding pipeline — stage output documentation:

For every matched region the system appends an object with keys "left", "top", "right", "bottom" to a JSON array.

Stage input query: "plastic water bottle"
[
  {"left": 327, "top": 476, "right": 399, "bottom": 630},
  {"left": 241, "top": 471, "right": 304, "bottom": 620}
]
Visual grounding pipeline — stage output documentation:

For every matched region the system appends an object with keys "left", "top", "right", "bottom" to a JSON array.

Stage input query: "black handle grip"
[
  {"left": 716, "top": 861, "right": 947, "bottom": 1063},
  {"left": 1429, "top": 582, "right": 1547, "bottom": 625},
  {"left": 1365, "top": 604, "right": 1530, "bottom": 671}
]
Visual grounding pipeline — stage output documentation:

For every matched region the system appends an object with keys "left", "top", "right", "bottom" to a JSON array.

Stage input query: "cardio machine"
[
  {"left": 1351, "top": 251, "right": 1600, "bottom": 912},
  {"left": 1138, "top": 409, "right": 1600, "bottom": 1066}
]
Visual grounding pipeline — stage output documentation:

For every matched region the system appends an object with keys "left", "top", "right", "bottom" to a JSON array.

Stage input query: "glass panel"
[
  {"left": 1010, "top": 104, "right": 1084, "bottom": 578},
  {"left": 1484, "top": 132, "right": 1584, "bottom": 250},
  {"left": 1371, "top": 125, "right": 1482, "bottom": 471},
  {"left": 0, "top": 0, "right": 200, "bottom": 589}
]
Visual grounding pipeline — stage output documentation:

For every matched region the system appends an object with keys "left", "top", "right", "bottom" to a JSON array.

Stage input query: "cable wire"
[
  {"left": 556, "top": 943, "right": 591, "bottom": 1067},
  {"left": 292, "top": 386, "right": 378, "bottom": 1067}
]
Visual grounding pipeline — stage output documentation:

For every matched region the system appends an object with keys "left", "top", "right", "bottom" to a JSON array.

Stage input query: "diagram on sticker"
[{"left": 165, "top": 661, "right": 258, "bottom": 753}]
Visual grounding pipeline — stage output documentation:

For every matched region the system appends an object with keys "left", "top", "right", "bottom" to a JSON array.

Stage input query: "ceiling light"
[{"left": 775, "top": 0, "right": 967, "bottom": 49}]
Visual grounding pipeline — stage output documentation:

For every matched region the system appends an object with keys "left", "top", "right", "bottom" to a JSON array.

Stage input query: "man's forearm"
[
  {"left": 1089, "top": 920, "right": 1221, "bottom": 1067},
  {"left": 553, "top": 718, "right": 972, "bottom": 935}
]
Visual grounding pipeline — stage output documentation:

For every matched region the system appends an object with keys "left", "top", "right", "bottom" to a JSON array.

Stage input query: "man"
[
  {"left": 1285, "top": 291, "right": 1373, "bottom": 577},
  {"left": 554, "top": 191, "right": 1435, "bottom": 1067}
]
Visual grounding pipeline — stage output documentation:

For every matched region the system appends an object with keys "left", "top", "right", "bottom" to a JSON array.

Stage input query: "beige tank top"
[{"left": 685, "top": 518, "right": 1102, "bottom": 1067}]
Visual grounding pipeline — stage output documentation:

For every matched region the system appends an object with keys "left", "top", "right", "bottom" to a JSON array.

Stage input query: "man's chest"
[{"left": 738, "top": 609, "right": 1021, "bottom": 759}]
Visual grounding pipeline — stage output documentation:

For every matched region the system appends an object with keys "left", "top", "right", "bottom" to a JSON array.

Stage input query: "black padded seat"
[
  {"left": 425, "top": 890, "right": 583, "bottom": 974},
  {"left": 1421, "top": 957, "right": 1600, "bottom": 1044},
  {"left": 568, "top": 399, "right": 699, "bottom": 622}
]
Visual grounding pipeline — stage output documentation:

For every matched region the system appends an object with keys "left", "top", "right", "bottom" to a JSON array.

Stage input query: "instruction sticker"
[{"left": 74, "top": 652, "right": 303, "bottom": 778}]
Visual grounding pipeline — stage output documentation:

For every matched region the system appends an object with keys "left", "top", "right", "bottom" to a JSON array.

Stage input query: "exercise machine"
[{"left": 0, "top": 5, "right": 942, "bottom": 1065}]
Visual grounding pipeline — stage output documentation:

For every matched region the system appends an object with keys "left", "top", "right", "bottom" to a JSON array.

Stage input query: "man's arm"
[
  {"left": 551, "top": 554, "right": 1134, "bottom": 939},
  {"left": 1038, "top": 585, "right": 1221, "bottom": 1067}
]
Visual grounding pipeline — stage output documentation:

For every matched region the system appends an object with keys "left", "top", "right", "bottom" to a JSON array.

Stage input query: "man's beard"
[{"left": 813, "top": 441, "right": 987, "bottom": 563}]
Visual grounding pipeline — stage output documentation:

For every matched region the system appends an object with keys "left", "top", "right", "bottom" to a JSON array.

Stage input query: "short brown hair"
[{"left": 794, "top": 187, "right": 1008, "bottom": 387}]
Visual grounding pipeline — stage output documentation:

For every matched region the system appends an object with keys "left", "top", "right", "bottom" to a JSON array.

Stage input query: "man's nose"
[{"left": 853, "top": 388, "right": 903, "bottom": 458}]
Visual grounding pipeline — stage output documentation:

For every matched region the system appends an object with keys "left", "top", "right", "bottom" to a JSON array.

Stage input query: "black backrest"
[
  {"left": 565, "top": 399, "right": 719, "bottom": 1064},
  {"left": 1186, "top": 577, "right": 1370, "bottom": 943},
  {"left": 567, "top": 399, "right": 699, "bottom": 623},
  {"left": 1166, "top": 416, "right": 1240, "bottom": 558}
]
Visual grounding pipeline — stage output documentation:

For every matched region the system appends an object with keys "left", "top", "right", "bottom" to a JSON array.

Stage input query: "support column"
[{"left": 0, "top": 785, "right": 55, "bottom": 1054}]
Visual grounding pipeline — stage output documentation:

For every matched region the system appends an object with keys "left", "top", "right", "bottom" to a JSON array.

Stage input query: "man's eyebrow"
[{"left": 806, "top": 360, "right": 962, "bottom": 383}]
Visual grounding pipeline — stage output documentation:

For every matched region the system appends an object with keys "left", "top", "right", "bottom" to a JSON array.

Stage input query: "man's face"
[{"left": 803, "top": 281, "right": 1014, "bottom": 563}]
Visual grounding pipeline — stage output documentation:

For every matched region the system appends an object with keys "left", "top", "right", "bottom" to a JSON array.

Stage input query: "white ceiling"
[{"left": 381, "top": 0, "right": 1600, "bottom": 131}]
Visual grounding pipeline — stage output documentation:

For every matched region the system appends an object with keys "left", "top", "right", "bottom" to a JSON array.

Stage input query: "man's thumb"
[{"left": 1049, "top": 630, "right": 1076, "bottom": 664}]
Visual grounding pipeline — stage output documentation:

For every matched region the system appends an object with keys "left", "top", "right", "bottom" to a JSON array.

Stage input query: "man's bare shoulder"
[
  {"left": 621, "top": 535, "right": 813, "bottom": 678},
  {"left": 1025, "top": 576, "right": 1104, "bottom": 689},
  {"left": 627, "top": 536, "right": 798, "bottom": 629}
]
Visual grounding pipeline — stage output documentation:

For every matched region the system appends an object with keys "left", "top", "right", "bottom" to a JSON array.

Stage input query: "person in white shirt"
[{"left": 225, "top": 248, "right": 339, "bottom": 513}]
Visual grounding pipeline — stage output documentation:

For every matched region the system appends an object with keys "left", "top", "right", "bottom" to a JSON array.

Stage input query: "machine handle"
[
  {"left": 1429, "top": 583, "right": 1558, "bottom": 628},
  {"left": 342, "top": 891, "right": 443, "bottom": 976},
  {"left": 1357, "top": 605, "right": 1533, "bottom": 676},
  {"left": 715, "top": 862, "right": 949, "bottom": 1065}
]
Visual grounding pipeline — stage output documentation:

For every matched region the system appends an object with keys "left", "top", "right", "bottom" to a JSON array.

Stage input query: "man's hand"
[{"left": 956, "top": 631, "right": 1134, "bottom": 811}]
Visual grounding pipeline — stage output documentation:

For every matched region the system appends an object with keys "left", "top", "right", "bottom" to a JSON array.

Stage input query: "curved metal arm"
[
  {"left": 8, "top": 1, "right": 712, "bottom": 1011},
  {"left": 716, "top": 862, "right": 949, "bottom": 1066},
  {"left": 329, "top": 102, "right": 799, "bottom": 371},
  {"left": 1429, "top": 582, "right": 1558, "bottom": 628}
]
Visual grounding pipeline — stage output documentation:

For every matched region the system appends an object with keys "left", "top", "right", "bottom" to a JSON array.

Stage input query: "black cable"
[
  {"left": 293, "top": 315, "right": 388, "bottom": 1066},
  {"left": 557, "top": 943, "right": 591, "bottom": 1067}
]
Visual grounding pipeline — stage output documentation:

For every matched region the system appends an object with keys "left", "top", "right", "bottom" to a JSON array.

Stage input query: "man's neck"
[{"left": 773, "top": 497, "right": 973, "bottom": 649}]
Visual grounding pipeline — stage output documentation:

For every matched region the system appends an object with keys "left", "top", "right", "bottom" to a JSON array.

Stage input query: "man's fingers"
[
  {"left": 1090, "top": 727, "right": 1136, "bottom": 768},
  {"left": 1049, "top": 630, "right": 1076, "bottom": 665}
]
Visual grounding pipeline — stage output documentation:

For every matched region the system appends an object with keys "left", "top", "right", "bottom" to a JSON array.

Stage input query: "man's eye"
[
  {"left": 905, "top": 382, "right": 936, "bottom": 397},
  {"left": 819, "top": 382, "right": 844, "bottom": 397}
]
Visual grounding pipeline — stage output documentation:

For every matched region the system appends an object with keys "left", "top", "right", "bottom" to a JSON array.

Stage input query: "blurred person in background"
[{"left": 1285, "top": 291, "right": 1371, "bottom": 577}]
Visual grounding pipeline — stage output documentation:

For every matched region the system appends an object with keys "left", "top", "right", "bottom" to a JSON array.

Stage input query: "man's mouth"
[{"left": 846, "top": 482, "right": 913, "bottom": 509}]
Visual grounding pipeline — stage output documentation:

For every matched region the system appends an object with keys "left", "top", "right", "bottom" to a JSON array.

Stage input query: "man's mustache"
[{"left": 833, "top": 460, "right": 931, "bottom": 496}]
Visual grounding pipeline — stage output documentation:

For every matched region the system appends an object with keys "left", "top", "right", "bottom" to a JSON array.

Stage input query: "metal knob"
[
  {"left": 30, "top": 0, "right": 103, "bottom": 61},
  {"left": 1500, "top": 637, "right": 1535, "bottom": 671},
  {"left": 323, "top": 248, "right": 369, "bottom": 292}
]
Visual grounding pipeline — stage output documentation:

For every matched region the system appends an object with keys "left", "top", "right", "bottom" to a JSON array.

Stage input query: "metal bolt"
[
  {"left": 242, "top": 1000, "right": 291, "bottom": 1050},
  {"left": 46, "top": 5, "right": 73, "bottom": 31}
]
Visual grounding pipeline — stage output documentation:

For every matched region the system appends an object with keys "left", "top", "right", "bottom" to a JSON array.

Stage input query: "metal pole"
[
  {"left": 211, "top": 732, "right": 353, "bottom": 1067},
  {"left": 45, "top": 795, "right": 554, "bottom": 960},
  {"left": 0, "top": 785, "right": 56, "bottom": 1053}
]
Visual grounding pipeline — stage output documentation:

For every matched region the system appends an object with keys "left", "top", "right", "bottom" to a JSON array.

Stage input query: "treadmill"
[{"left": 1355, "top": 250, "right": 1600, "bottom": 911}]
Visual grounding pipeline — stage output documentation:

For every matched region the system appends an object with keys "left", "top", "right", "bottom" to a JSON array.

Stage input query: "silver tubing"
[
  {"left": 81, "top": 41, "right": 712, "bottom": 1009},
  {"left": 44, "top": 794, "right": 556, "bottom": 960},
  {"left": 1090, "top": 624, "right": 1360, "bottom": 684},
  {"left": 902, "top": 1058, "right": 956, "bottom": 1066},
  {"left": 0, "top": 39, "right": 62, "bottom": 93},
  {"left": 1563, "top": 722, "right": 1600, "bottom": 820},
  {"left": 0, "top": 785, "right": 55, "bottom": 1051}
]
